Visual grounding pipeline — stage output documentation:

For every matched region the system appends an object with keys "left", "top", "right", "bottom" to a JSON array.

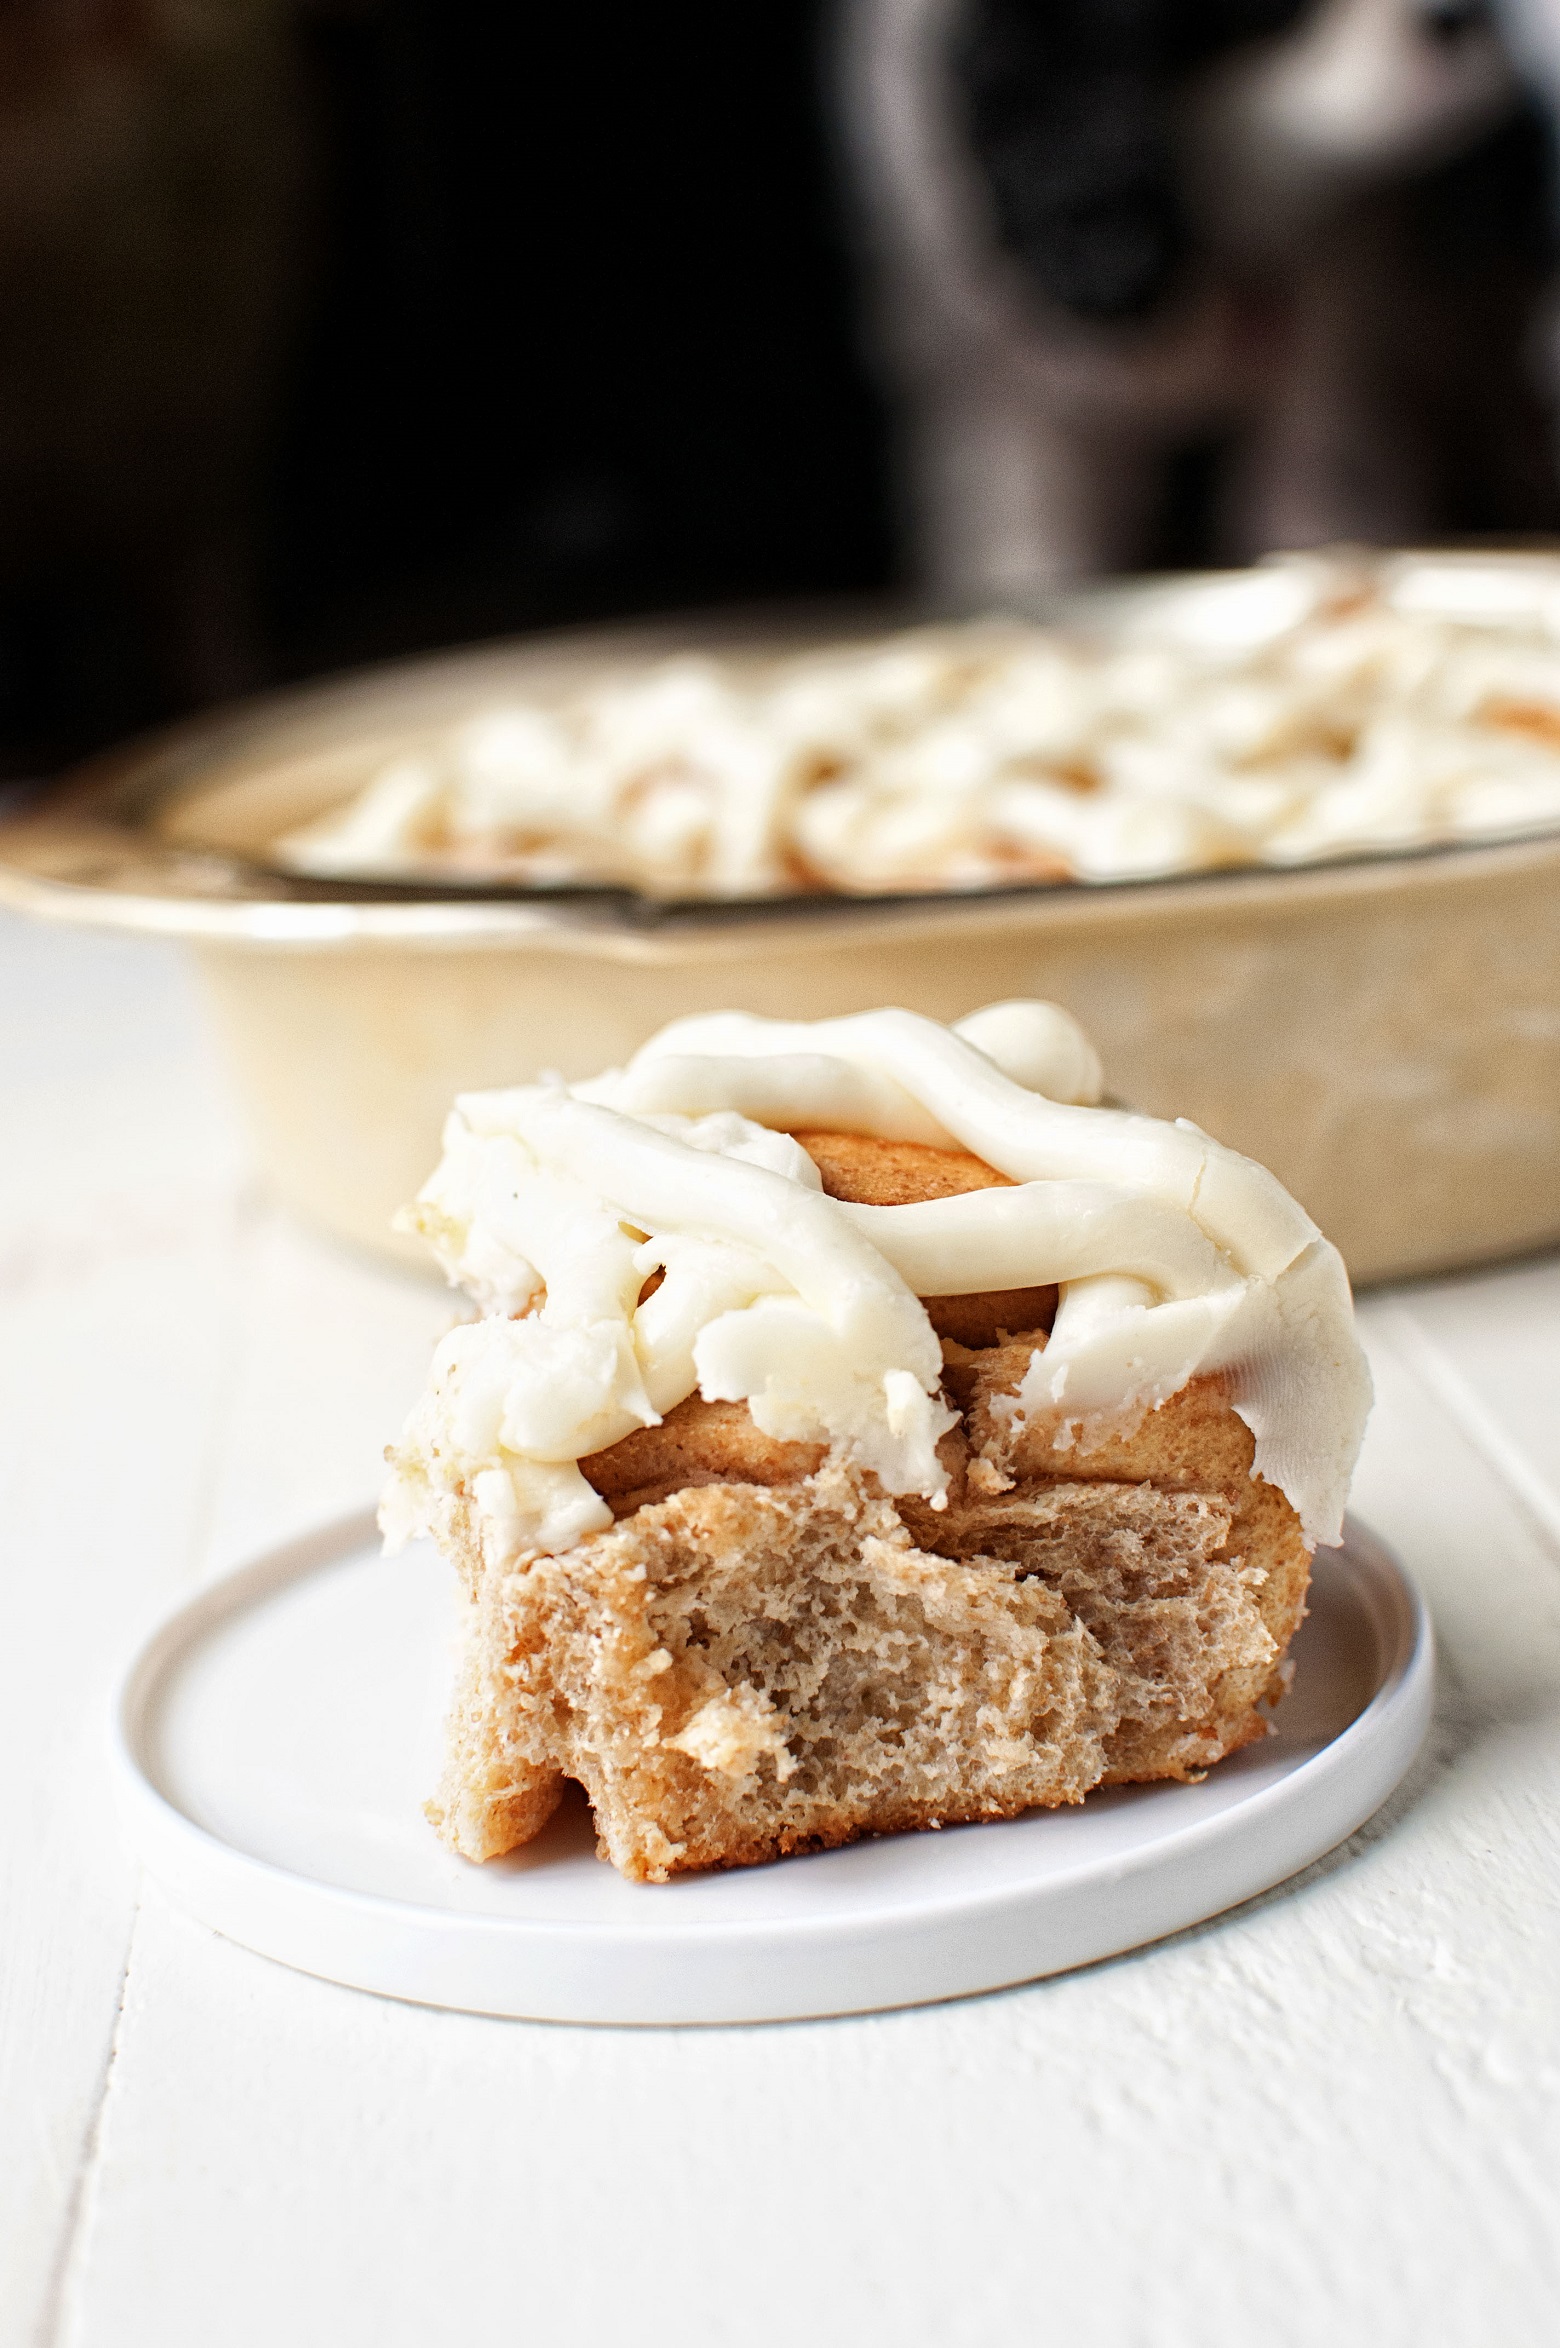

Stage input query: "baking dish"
[{"left": 2, "top": 610, "right": 1556, "bottom": 1285}]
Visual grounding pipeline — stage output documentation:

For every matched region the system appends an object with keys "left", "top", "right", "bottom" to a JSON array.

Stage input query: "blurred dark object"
[
  {"left": 949, "top": 0, "right": 1313, "bottom": 322},
  {"left": 0, "top": 1, "right": 891, "bottom": 780},
  {"left": 838, "top": 0, "right": 1560, "bottom": 594},
  {"left": 0, "top": 0, "right": 309, "bottom": 777},
  {"left": 7, "top": 0, "right": 1558, "bottom": 786},
  {"left": 269, "top": 4, "right": 890, "bottom": 687}
]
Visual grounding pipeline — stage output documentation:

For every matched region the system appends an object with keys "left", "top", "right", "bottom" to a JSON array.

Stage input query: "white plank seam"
[
  {"left": 33, "top": 1905, "right": 141, "bottom": 2348},
  {"left": 43, "top": 1180, "right": 256, "bottom": 2345},
  {"left": 1374, "top": 1298, "right": 1560, "bottom": 1565}
]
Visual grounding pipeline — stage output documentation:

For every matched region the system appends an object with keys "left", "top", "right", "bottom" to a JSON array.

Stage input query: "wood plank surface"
[{"left": 3, "top": 908, "right": 1557, "bottom": 2348}]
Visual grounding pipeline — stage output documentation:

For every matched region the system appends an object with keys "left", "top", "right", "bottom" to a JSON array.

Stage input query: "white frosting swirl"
[{"left": 382, "top": 1000, "right": 1371, "bottom": 1564}]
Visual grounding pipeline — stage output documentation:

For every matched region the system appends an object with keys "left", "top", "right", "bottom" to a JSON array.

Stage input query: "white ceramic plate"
[{"left": 110, "top": 1513, "right": 1432, "bottom": 2025}]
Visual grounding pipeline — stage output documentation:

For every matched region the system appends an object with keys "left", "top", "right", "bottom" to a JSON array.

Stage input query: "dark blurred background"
[
  {"left": 276, "top": 3, "right": 892, "bottom": 680},
  {"left": 0, "top": 0, "right": 891, "bottom": 780},
  {"left": 4, "top": 0, "right": 1560, "bottom": 782}
]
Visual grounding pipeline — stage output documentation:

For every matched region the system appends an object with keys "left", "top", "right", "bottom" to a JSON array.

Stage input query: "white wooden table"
[{"left": 4, "top": 907, "right": 1559, "bottom": 2348}]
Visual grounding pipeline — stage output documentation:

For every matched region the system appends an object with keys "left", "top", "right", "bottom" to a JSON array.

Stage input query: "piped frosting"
[{"left": 381, "top": 1000, "right": 1372, "bottom": 1562}]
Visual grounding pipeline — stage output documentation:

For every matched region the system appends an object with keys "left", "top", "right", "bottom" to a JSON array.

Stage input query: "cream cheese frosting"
[
  {"left": 285, "top": 551, "right": 1560, "bottom": 896},
  {"left": 381, "top": 1000, "right": 1372, "bottom": 1566}
]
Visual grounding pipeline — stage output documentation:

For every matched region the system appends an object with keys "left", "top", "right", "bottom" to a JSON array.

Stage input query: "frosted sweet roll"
[{"left": 383, "top": 1000, "right": 1372, "bottom": 1880}]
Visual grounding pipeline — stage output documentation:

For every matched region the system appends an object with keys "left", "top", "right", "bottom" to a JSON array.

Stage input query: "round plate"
[{"left": 110, "top": 1513, "right": 1432, "bottom": 2025}]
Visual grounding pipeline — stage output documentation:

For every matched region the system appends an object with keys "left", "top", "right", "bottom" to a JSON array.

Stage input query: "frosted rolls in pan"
[{"left": 285, "top": 551, "right": 1560, "bottom": 896}]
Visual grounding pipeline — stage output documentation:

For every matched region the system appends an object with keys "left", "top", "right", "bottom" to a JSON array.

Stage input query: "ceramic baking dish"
[{"left": 2, "top": 615, "right": 1557, "bottom": 1286}]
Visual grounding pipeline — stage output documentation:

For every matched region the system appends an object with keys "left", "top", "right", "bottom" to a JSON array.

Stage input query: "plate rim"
[{"left": 108, "top": 1507, "right": 1434, "bottom": 2021}]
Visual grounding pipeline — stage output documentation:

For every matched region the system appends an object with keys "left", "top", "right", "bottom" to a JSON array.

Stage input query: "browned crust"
[
  {"left": 794, "top": 1129, "right": 1015, "bottom": 1204},
  {"left": 960, "top": 1352, "right": 1259, "bottom": 1492},
  {"left": 581, "top": 1396, "right": 826, "bottom": 1517}
]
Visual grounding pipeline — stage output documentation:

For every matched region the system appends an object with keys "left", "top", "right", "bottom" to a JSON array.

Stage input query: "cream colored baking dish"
[{"left": 2, "top": 615, "right": 1557, "bottom": 1286}]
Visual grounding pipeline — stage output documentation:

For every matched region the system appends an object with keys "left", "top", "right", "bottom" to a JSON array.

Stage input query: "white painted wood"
[
  {"left": 4, "top": 902, "right": 1559, "bottom": 2348},
  {"left": 0, "top": 916, "right": 245, "bottom": 2344},
  {"left": 194, "top": 1209, "right": 447, "bottom": 1580},
  {"left": 1378, "top": 1263, "right": 1560, "bottom": 1545},
  {"left": 0, "top": 913, "right": 447, "bottom": 2347},
  {"left": 51, "top": 1309, "right": 1560, "bottom": 2348}
]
